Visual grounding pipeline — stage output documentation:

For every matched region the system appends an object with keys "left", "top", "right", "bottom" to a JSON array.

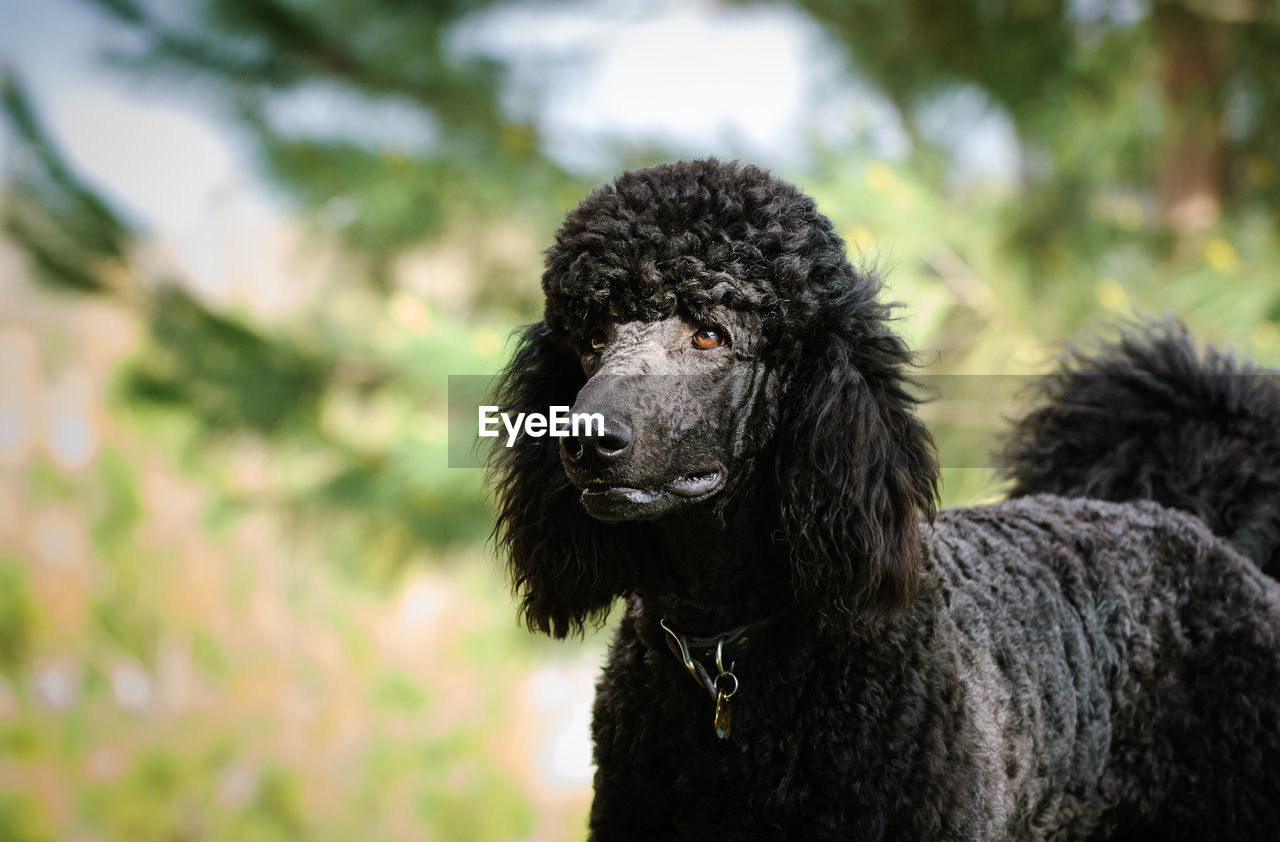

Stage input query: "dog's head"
[{"left": 492, "top": 159, "right": 938, "bottom": 638}]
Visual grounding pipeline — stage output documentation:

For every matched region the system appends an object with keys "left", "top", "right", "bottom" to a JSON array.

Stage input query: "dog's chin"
[{"left": 578, "top": 471, "right": 724, "bottom": 522}]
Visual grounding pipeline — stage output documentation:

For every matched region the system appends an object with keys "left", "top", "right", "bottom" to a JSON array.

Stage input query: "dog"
[{"left": 490, "top": 158, "right": 1280, "bottom": 840}]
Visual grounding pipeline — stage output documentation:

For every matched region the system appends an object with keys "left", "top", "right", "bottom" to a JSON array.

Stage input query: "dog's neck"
[{"left": 645, "top": 493, "right": 791, "bottom": 636}]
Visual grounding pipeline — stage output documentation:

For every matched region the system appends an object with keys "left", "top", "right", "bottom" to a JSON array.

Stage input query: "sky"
[
  {"left": 0, "top": 1, "right": 850, "bottom": 230},
  {"left": 0, "top": 0, "right": 274, "bottom": 231}
]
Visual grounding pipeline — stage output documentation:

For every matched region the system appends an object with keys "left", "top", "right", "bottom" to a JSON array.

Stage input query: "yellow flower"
[
  {"left": 842, "top": 225, "right": 875, "bottom": 253},
  {"left": 1250, "top": 320, "right": 1279, "bottom": 352},
  {"left": 1095, "top": 278, "right": 1129, "bottom": 313},
  {"left": 1203, "top": 237, "right": 1238, "bottom": 273},
  {"left": 865, "top": 163, "right": 895, "bottom": 195}
]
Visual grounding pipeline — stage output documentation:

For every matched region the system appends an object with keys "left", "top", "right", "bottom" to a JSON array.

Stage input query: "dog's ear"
[
  {"left": 774, "top": 295, "right": 939, "bottom": 636},
  {"left": 489, "top": 322, "right": 643, "bottom": 638}
]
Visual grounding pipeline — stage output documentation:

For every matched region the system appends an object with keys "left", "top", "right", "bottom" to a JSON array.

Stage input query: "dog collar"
[{"left": 659, "top": 606, "right": 793, "bottom": 740}]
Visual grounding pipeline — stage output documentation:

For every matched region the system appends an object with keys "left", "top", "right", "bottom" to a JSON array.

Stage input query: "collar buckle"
[{"left": 658, "top": 606, "right": 793, "bottom": 740}]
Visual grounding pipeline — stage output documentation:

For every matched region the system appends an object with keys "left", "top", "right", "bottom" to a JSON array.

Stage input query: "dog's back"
[
  {"left": 995, "top": 321, "right": 1280, "bottom": 837},
  {"left": 586, "top": 493, "right": 1280, "bottom": 841},
  {"left": 1001, "top": 320, "right": 1280, "bottom": 577},
  {"left": 927, "top": 493, "right": 1280, "bottom": 840}
]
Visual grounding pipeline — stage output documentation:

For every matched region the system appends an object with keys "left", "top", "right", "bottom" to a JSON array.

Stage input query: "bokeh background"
[{"left": 1, "top": 1, "right": 1277, "bottom": 839}]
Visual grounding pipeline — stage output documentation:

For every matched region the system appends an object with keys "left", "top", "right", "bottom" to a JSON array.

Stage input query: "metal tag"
[{"left": 714, "top": 691, "right": 732, "bottom": 740}]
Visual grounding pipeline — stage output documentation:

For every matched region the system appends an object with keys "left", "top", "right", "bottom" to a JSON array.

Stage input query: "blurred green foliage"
[
  {"left": 0, "top": 438, "right": 573, "bottom": 841},
  {"left": 793, "top": 0, "right": 1280, "bottom": 250},
  {"left": 1, "top": 1, "right": 1279, "bottom": 839},
  {"left": 1, "top": 76, "right": 132, "bottom": 295},
  {"left": 3, "top": 64, "right": 505, "bottom": 569},
  {"left": 0, "top": 563, "right": 36, "bottom": 671}
]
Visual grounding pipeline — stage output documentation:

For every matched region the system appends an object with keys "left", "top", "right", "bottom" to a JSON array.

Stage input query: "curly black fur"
[
  {"left": 1001, "top": 321, "right": 1280, "bottom": 576},
  {"left": 491, "top": 321, "right": 648, "bottom": 638},
  {"left": 496, "top": 159, "right": 936, "bottom": 638},
  {"left": 489, "top": 159, "right": 1280, "bottom": 841}
]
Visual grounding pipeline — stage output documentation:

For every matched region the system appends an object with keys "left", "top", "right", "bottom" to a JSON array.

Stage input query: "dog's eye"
[
  {"left": 691, "top": 328, "right": 727, "bottom": 350},
  {"left": 588, "top": 328, "right": 607, "bottom": 352}
]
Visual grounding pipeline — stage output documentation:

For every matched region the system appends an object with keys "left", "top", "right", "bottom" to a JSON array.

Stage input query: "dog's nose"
[{"left": 561, "top": 418, "right": 632, "bottom": 466}]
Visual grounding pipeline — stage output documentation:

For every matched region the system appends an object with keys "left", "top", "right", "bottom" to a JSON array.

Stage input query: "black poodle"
[{"left": 490, "top": 159, "right": 1280, "bottom": 840}]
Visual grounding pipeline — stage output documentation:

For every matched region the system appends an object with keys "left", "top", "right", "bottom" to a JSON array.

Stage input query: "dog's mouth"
[
  {"left": 666, "top": 470, "right": 722, "bottom": 498},
  {"left": 580, "top": 470, "right": 724, "bottom": 520}
]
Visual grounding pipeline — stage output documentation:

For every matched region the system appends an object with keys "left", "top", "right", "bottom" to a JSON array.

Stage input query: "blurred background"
[{"left": 0, "top": 0, "right": 1277, "bottom": 839}]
